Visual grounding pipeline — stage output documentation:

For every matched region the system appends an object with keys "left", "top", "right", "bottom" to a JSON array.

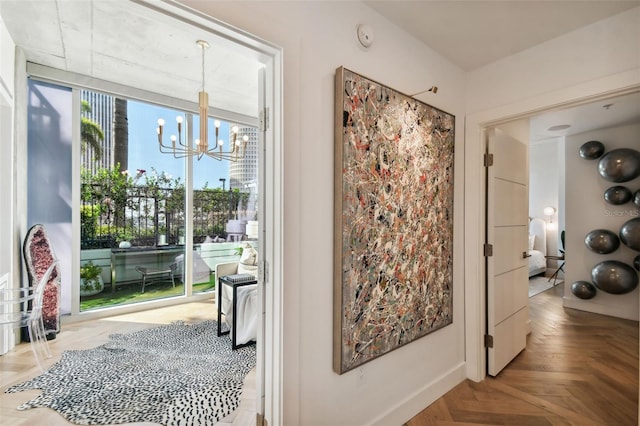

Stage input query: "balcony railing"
[{"left": 81, "top": 183, "right": 250, "bottom": 249}]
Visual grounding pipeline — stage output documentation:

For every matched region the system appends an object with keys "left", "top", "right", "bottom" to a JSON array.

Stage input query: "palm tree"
[
  {"left": 112, "top": 98, "right": 129, "bottom": 229},
  {"left": 81, "top": 100, "right": 104, "bottom": 161},
  {"left": 113, "top": 98, "right": 128, "bottom": 172}
]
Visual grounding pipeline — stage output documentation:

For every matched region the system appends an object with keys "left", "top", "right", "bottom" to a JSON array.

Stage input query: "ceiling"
[
  {"left": 529, "top": 91, "right": 640, "bottom": 143},
  {"left": 0, "top": 0, "right": 262, "bottom": 119},
  {"left": 365, "top": 1, "right": 639, "bottom": 72},
  {"left": 0, "top": 0, "right": 639, "bottom": 138}
]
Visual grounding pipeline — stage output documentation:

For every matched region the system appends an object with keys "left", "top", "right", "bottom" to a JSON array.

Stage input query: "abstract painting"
[{"left": 333, "top": 67, "right": 455, "bottom": 374}]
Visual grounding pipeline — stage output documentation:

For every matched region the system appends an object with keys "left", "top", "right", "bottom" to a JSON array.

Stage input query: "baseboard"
[
  {"left": 563, "top": 297, "right": 639, "bottom": 321},
  {"left": 369, "top": 362, "right": 466, "bottom": 426}
]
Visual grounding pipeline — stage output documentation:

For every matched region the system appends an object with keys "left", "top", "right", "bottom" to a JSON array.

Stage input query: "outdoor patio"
[{"left": 80, "top": 165, "right": 257, "bottom": 311}]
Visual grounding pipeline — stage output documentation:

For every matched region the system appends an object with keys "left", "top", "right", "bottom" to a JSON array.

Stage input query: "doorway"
[
  {"left": 13, "top": 2, "right": 284, "bottom": 423},
  {"left": 464, "top": 80, "right": 640, "bottom": 382}
]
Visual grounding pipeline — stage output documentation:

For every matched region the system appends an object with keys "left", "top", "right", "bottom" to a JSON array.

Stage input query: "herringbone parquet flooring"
[{"left": 406, "top": 285, "right": 639, "bottom": 426}]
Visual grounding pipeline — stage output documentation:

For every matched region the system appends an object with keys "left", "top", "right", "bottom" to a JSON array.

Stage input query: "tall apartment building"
[
  {"left": 229, "top": 125, "right": 258, "bottom": 191},
  {"left": 81, "top": 90, "right": 114, "bottom": 174}
]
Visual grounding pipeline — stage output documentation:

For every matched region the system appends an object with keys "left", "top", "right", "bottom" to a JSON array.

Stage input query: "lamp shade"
[{"left": 543, "top": 206, "right": 555, "bottom": 217}]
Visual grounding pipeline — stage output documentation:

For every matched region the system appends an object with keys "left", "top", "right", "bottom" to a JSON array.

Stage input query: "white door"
[{"left": 486, "top": 128, "right": 529, "bottom": 376}]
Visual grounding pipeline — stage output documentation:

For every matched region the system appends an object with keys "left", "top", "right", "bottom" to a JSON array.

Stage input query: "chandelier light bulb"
[{"left": 153, "top": 40, "right": 248, "bottom": 161}]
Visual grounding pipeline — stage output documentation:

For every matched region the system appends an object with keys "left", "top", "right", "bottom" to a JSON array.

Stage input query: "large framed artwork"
[{"left": 333, "top": 67, "right": 455, "bottom": 374}]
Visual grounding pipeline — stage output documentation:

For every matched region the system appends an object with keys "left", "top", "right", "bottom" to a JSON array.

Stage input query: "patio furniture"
[
  {"left": 111, "top": 246, "right": 183, "bottom": 292},
  {"left": 135, "top": 262, "right": 177, "bottom": 293},
  {"left": 174, "top": 251, "right": 211, "bottom": 284},
  {"left": 0, "top": 261, "right": 58, "bottom": 371}
]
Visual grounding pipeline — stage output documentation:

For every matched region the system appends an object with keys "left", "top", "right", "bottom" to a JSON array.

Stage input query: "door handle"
[{"left": 523, "top": 251, "right": 531, "bottom": 259}]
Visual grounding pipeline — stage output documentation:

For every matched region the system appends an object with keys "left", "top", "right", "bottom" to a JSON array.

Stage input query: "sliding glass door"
[
  {"left": 80, "top": 96, "right": 187, "bottom": 311},
  {"left": 27, "top": 78, "right": 258, "bottom": 316}
]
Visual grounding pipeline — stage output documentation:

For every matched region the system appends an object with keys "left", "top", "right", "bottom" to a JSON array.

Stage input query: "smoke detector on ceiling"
[{"left": 357, "top": 24, "right": 374, "bottom": 48}]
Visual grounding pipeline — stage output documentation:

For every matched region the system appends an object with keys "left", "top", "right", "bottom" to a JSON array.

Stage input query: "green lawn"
[{"left": 80, "top": 275, "right": 216, "bottom": 311}]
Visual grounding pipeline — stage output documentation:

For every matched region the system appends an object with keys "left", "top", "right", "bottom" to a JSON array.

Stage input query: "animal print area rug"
[{"left": 5, "top": 320, "right": 256, "bottom": 425}]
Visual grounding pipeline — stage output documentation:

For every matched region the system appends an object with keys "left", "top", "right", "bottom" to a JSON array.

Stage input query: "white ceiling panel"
[
  {"left": 1, "top": 0, "right": 261, "bottom": 118},
  {"left": 1, "top": 0, "right": 65, "bottom": 56}
]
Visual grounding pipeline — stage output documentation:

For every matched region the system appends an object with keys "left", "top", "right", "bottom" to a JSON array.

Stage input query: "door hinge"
[
  {"left": 259, "top": 107, "right": 269, "bottom": 132},
  {"left": 484, "top": 334, "right": 494, "bottom": 348},
  {"left": 484, "top": 243, "right": 493, "bottom": 257},
  {"left": 484, "top": 153, "right": 494, "bottom": 167},
  {"left": 261, "top": 260, "right": 269, "bottom": 283}
]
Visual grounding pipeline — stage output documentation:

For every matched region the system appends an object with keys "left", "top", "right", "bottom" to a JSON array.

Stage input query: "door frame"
[
  {"left": 15, "top": 2, "right": 285, "bottom": 423},
  {"left": 134, "top": 6, "right": 285, "bottom": 423},
  {"left": 164, "top": 5, "right": 285, "bottom": 420},
  {"left": 464, "top": 70, "right": 640, "bottom": 382},
  {"left": 105, "top": 3, "right": 286, "bottom": 423}
]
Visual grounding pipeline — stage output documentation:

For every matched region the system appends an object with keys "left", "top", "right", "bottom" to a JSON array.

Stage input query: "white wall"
[
  {"left": 0, "top": 17, "right": 14, "bottom": 284},
  {"left": 530, "top": 140, "right": 560, "bottom": 221},
  {"left": 529, "top": 139, "right": 562, "bottom": 262},
  {"left": 179, "top": 2, "right": 467, "bottom": 425},
  {"left": 467, "top": 6, "right": 640, "bottom": 114},
  {"left": 0, "top": 16, "right": 16, "bottom": 355},
  {"left": 564, "top": 122, "right": 640, "bottom": 320}
]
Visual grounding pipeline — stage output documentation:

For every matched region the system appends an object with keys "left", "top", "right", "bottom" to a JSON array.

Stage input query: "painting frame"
[{"left": 333, "top": 66, "right": 455, "bottom": 374}]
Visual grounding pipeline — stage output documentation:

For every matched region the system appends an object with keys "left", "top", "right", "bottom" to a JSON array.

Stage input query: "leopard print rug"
[{"left": 5, "top": 320, "right": 256, "bottom": 425}]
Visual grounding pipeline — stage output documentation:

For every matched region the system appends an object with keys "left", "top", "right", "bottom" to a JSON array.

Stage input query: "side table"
[
  {"left": 545, "top": 254, "right": 565, "bottom": 286},
  {"left": 217, "top": 274, "right": 258, "bottom": 350}
]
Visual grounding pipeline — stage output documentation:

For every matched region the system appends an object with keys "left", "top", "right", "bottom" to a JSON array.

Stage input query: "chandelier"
[{"left": 156, "top": 40, "right": 249, "bottom": 161}]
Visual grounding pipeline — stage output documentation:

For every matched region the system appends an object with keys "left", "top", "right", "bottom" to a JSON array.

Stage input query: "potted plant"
[
  {"left": 80, "top": 261, "right": 104, "bottom": 296},
  {"left": 116, "top": 229, "right": 134, "bottom": 249}
]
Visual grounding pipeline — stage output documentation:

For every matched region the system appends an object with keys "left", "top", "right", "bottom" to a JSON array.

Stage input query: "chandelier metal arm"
[{"left": 154, "top": 39, "right": 248, "bottom": 162}]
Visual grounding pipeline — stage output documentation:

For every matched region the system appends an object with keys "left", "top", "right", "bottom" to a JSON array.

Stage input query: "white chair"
[{"left": 0, "top": 261, "right": 57, "bottom": 371}]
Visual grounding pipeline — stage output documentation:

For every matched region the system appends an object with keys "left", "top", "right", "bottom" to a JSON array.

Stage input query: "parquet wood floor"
[
  {"left": 406, "top": 285, "right": 639, "bottom": 426},
  {"left": 2, "top": 286, "right": 637, "bottom": 425}
]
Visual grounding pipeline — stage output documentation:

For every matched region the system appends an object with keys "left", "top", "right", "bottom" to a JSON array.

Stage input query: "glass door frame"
[
  {"left": 27, "top": 63, "right": 259, "bottom": 321},
  {"left": 20, "top": 2, "right": 283, "bottom": 421}
]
